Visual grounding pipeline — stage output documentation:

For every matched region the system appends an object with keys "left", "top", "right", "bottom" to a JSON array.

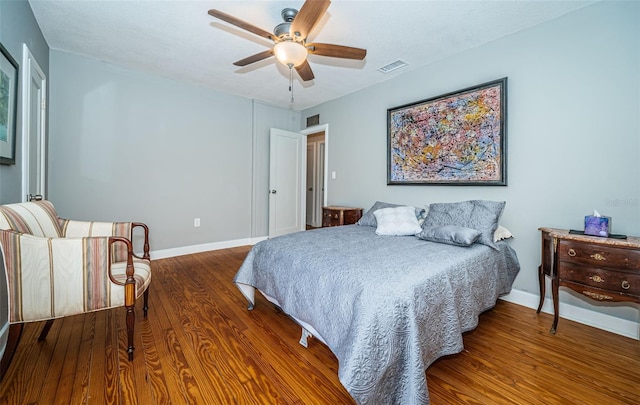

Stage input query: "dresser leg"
[
  {"left": 550, "top": 277, "right": 559, "bottom": 334},
  {"left": 536, "top": 265, "right": 545, "bottom": 313}
]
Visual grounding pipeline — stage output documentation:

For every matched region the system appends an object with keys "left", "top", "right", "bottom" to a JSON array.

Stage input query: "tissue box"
[{"left": 584, "top": 215, "right": 610, "bottom": 237}]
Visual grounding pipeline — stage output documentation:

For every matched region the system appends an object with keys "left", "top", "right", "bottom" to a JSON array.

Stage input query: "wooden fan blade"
[
  {"left": 307, "top": 43, "right": 367, "bottom": 60},
  {"left": 208, "top": 9, "right": 276, "bottom": 41},
  {"left": 290, "top": 0, "right": 331, "bottom": 40},
  {"left": 295, "top": 60, "right": 315, "bottom": 81},
  {"left": 233, "top": 50, "right": 274, "bottom": 67}
]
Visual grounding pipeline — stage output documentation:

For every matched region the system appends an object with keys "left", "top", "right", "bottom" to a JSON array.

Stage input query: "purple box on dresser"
[{"left": 584, "top": 215, "right": 610, "bottom": 237}]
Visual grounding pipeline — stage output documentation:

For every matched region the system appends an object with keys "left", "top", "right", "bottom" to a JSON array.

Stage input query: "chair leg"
[
  {"left": 126, "top": 305, "right": 135, "bottom": 361},
  {"left": 38, "top": 319, "right": 55, "bottom": 342},
  {"left": 0, "top": 324, "right": 23, "bottom": 382},
  {"left": 143, "top": 287, "right": 150, "bottom": 318}
]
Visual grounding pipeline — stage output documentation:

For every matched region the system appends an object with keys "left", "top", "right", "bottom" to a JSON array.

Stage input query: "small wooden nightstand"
[
  {"left": 322, "top": 206, "right": 363, "bottom": 227},
  {"left": 537, "top": 227, "right": 640, "bottom": 334}
]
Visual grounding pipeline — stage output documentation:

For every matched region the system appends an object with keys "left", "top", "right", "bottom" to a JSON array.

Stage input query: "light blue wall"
[
  {"left": 303, "top": 2, "right": 640, "bottom": 321},
  {"left": 48, "top": 53, "right": 302, "bottom": 251},
  {"left": 49, "top": 51, "right": 255, "bottom": 251},
  {"left": 0, "top": 0, "right": 49, "bottom": 204}
]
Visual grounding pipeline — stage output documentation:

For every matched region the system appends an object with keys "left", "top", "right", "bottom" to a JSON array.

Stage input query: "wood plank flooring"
[{"left": 0, "top": 246, "right": 638, "bottom": 404}]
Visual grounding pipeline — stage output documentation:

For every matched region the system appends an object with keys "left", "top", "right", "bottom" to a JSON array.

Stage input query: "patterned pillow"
[
  {"left": 357, "top": 201, "right": 425, "bottom": 227},
  {"left": 373, "top": 206, "right": 423, "bottom": 236},
  {"left": 416, "top": 225, "right": 482, "bottom": 247},
  {"left": 422, "top": 200, "right": 506, "bottom": 249}
]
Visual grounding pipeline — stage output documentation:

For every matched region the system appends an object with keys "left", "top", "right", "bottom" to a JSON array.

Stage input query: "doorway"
[
  {"left": 268, "top": 124, "right": 329, "bottom": 238},
  {"left": 305, "top": 131, "right": 325, "bottom": 228}
]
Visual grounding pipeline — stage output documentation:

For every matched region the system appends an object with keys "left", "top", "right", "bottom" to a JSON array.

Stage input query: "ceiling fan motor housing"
[
  {"left": 274, "top": 8, "right": 300, "bottom": 39},
  {"left": 281, "top": 8, "right": 298, "bottom": 22},
  {"left": 274, "top": 22, "right": 291, "bottom": 38}
]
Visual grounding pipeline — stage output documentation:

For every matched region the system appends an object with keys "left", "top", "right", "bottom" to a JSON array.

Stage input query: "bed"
[{"left": 234, "top": 201, "right": 520, "bottom": 404}]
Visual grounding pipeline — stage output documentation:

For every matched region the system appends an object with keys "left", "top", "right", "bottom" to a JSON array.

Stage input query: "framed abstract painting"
[{"left": 387, "top": 78, "right": 507, "bottom": 185}]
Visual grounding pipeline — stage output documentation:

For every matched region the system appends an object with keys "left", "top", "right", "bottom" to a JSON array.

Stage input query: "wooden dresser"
[
  {"left": 537, "top": 227, "right": 640, "bottom": 333},
  {"left": 322, "top": 206, "right": 363, "bottom": 227}
]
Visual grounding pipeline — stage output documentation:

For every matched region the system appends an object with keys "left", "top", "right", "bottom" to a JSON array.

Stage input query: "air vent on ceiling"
[{"left": 377, "top": 59, "right": 408, "bottom": 74}]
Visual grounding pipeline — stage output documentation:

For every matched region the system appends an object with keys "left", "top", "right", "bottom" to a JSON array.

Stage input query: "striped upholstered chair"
[{"left": 0, "top": 200, "right": 151, "bottom": 379}]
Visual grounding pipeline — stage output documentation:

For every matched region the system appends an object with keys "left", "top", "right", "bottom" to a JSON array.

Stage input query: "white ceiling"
[{"left": 28, "top": 0, "right": 597, "bottom": 110}]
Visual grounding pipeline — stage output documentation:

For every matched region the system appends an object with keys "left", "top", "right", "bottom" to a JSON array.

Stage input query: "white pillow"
[
  {"left": 373, "top": 206, "right": 423, "bottom": 236},
  {"left": 493, "top": 225, "right": 513, "bottom": 242}
]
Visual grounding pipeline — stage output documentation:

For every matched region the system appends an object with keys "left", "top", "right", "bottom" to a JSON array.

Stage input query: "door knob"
[{"left": 270, "top": 190, "right": 277, "bottom": 194}]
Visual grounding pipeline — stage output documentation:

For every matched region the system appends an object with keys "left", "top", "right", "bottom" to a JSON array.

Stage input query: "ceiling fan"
[{"left": 207, "top": 0, "right": 367, "bottom": 82}]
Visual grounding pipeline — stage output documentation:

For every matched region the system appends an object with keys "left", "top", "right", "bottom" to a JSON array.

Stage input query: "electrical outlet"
[{"left": 194, "top": 218, "right": 200, "bottom": 227}]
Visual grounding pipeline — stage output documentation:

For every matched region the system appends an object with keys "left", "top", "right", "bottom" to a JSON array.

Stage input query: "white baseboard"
[
  {"left": 500, "top": 289, "right": 640, "bottom": 340},
  {"left": 150, "top": 236, "right": 266, "bottom": 260}
]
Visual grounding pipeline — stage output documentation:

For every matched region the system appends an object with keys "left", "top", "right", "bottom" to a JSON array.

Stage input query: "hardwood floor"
[{"left": 0, "top": 246, "right": 638, "bottom": 404}]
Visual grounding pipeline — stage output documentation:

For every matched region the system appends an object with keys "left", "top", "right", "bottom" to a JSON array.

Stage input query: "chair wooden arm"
[
  {"left": 132, "top": 222, "right": 150, "bottom": 260},
  {"left": 108, "top": 237, "right": 135, "bottom": 283}
]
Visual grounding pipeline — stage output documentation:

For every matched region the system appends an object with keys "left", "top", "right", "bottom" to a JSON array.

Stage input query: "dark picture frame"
[
  {"left": 387, "top": 78, "right": 507, "bottom": 185},
  {"left": 0, "top": 43, "right": 18, "bottom": 165}
]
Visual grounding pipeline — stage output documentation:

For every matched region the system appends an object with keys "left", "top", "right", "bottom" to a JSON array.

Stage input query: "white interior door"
[
  {"left": 21, "top": 44, "right": 47, "bottom": 202},
  {"left": 268, "top": 128, "right": 305, "bottom": 238}
]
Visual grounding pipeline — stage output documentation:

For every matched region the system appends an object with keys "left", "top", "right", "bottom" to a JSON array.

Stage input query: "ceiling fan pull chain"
[{"left": 289, "top": 66, "right": 295, "bottom": 103}]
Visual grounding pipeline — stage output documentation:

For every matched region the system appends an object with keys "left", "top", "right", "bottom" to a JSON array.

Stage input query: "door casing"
[{"left": 21, "top": 44, "right": 47, "bottom": 202}]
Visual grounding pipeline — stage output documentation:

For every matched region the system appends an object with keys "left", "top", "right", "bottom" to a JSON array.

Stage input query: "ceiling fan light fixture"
[
  {"left": 208, "top": 0, "right": 366, "bottom": 85},
  {"left": 274, "top": 41, "right": 307, "bottom": 67}
]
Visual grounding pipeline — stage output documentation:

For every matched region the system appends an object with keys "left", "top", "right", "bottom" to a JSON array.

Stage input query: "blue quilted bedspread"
[{"left": 234, "top": 225, "right": 520, "bottom": 404}]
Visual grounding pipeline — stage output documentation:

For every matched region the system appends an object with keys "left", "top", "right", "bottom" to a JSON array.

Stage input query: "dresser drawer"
[
  {"left": 322, "top": 206, "right": 363, "bottom": 227},
  {"left": 322, "top": 209, "right": 343, "bottom": 227},
  {"left": 558, "top": 262, "right": 640, "bottom": 297},
  {"left": 558, "top": 240, "right": 640, "bottom": 270},
  {"left": 342, "top": 209, "right": 362, "bottom": 225}
]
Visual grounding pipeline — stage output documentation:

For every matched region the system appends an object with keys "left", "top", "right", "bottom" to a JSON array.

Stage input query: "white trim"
[
  {"left": 300, "top": 124, "right": 329, "bottom": 208},
  {"left": 500, "top": 289, "right": 640, "bottom": 340},
  {"left": 20, "top": 44, "right": 47, "bottom": 202},
  {"left": 150, "top": 236, "right": 266, "bottom": 260}
]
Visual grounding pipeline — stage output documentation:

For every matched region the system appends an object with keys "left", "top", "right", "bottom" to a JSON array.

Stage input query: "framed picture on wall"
[
  {"left": 0, "top": 43, "right": 18, "bottom": 165},
  {"left": 387, "top": 78, "right": 507, "bottom": 185}
]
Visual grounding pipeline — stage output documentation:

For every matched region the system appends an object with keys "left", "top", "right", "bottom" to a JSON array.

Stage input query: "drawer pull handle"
[
  {"left": 567, "top": 249, "right": 576, "bottom": 257},
  {"left": 621, "top": 280, "right": 630, "bottom": 290},
  {"left": 583, "top": 291, "right": 613, "bottom": 301},
  {"left": 589, "top": 275, "right": 605, "bottom": 283},
  {"left": 334, "top": 214, "right": 339, "bottom": 219},
  {"left": 590, "top": 253, "right": 606, "bottom": 261}
]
